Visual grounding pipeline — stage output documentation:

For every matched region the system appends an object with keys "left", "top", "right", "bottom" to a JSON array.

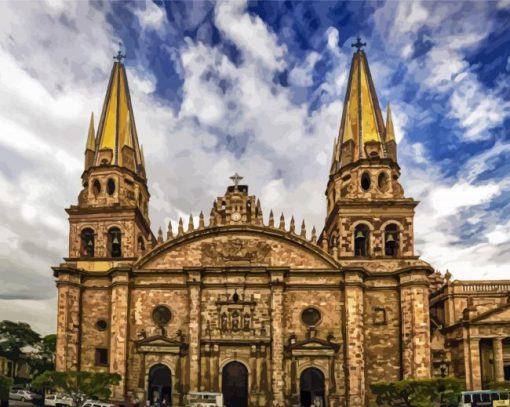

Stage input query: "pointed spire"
[
  {"left": 199, "top": 211, "right": 205, "bottom": 229},
  {"left": 167, "top": 221, "right": 173, "bottom": 240},
  {"left": 311, "top": 226, "right": 317, "bottom": 244},
  {"left": 178, "top": 217, "right": 184, "bottom": 236},
  {"left": 279, "top": 213, "right": 285, "bottom": 230},
  {"left": 385, "top": 103, "right": 396, "bottom": 142},
  {"left": 93, "top": 55, "right": 144, "bottom": 175},
  {"left": 86, "top": 113, "right": 96, "bottom": 152},
  {"left": 300, "top": 220, "right": 306, "bottom": 238},
  {"left": 157, "top": 227, "right": 163, "bottom": 244},
  {"left": 289, "top": 216, "right": 296, "bottom": 234},
  {"left": 268, "top": 210, "right": 274, "bottom": 227},
  {"left": 332, "top": 43, "right": 390, "bottom": 172},
  {"left": 188, "top": 214, "right": 194, "bottom": 232}
]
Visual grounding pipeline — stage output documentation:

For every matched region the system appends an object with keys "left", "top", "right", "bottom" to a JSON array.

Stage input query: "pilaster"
[
  {"left": 109, "top": 269, "right": 130, "bottom": 400},
  {"left": 493, "top": 337, "right": 505, "bottom": 383},
  {"left": 269, "top": 269, "right": 286, "bottom": 407},
  {"left": 344, "top": 271, "right": 365, "bottom": 406},
  {"left": 186, "top": 269, "right": 202, "bottom": 391}
]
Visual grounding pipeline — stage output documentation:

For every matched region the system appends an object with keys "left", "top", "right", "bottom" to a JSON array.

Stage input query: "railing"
[{"left": 460, "top": 283, "right": 510, "bottom": 293}]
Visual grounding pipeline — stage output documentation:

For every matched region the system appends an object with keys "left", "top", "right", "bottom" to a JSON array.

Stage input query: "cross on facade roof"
[
  {"left": 229, "top": 173, "right": 243, "bottom": 190},
  {"left": 114, "top": 42, "right": 126, "bottom": 63},
  {"left": 351, "top": 37, "right": 367, "bottom": 52}
]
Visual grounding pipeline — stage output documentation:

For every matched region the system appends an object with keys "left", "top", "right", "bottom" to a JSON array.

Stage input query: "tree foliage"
[
  {"left": 33, "top": 371, "right": 121, "bottom": 406},
  {"left": 0, "top": 375, "right": 13, "bottom": 401},
  {"left": 370, "top": 377, "right": 464, "bottom": 407},
  {"left": 0, "top": 320, "right": 41, "bottom": 361}
]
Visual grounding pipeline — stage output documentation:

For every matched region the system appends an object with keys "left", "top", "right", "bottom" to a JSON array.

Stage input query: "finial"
[
  {"left": 199, "top": 211, "right": 205, "bottom": 229},
  {"left": 167, "top": 221, "right": 173, "bottom": 240},
  {"left": 188, "top": 214, "right": 195, "bottom": 232},
  {"left": 209, "top": 208, "right": 216, "bottom": 227},
  {"left": 289, "top": 216, "right": 296, "bottom": 234},
  {"left": 300, "top": 220, "right": 306, "bottom": 238},
  {"left": 178, "top": 217, "right": 184, "bottom": 236},
  {"left": 351, "top": 37, "right": 366, "bottom": 52},
  {"left": 279, "top": 213, "right": 285, "bottom": 230},
  {"left": 268, "top": 210, "right": 274, "bottom": 227},
  {"left": 229, "top": 172, "right": 243, "bottom": 190},
  {"left": 113, "top": 41, "right": 126, "bottom": 63},
  {"left": 157, "top": 227, "right": 163, "bottom": 244},
  {"left": 311, "top": 226, "right": 317, "bottom": 244}
]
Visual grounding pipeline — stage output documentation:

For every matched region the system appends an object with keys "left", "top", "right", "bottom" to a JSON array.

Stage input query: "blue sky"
[{"left": 0, "top": 0, "right": 508, "bottom": 334}]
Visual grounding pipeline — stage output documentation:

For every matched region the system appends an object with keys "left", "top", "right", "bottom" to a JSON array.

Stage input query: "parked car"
[
  {"left": 9, "top": 389, "right": 43, "bottom": 402},
  {"left": 82, "top": 400, "right": 115, "bottom": 407}
]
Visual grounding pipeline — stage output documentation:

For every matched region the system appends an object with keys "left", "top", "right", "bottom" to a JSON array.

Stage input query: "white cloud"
[{"left": 134, "top": 1, "right": 167, "bottom": 34}]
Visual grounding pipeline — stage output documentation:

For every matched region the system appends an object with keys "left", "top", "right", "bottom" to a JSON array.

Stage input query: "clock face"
[{"left": 231, "top": 212, "right": 241, "bottom": 221}]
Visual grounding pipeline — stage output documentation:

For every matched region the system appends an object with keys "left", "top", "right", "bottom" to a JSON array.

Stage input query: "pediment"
[
  {"left": 472, "top": 304, "right": 510, "bottom": 324},
  {"left": 287, "top": 338, "right": 340, "bottom": 352},
  {"left": 135, "top": 335, "right": 187, "bottom": 355},
  {"left": 137, "top": 226, "right": 339, "bottom": 270}
]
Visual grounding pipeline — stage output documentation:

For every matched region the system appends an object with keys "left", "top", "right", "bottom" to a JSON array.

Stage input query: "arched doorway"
[
  {"left": 300, "top": 367, "right": 325, "bottom": 407},
  {"left": 148, "top": 364, "right": 172, "bottom": 405},
  {"left": 222, "top": 361, "right": 248, "bottom": 407}
]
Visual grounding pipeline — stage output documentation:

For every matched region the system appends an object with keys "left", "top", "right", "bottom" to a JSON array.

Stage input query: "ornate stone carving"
[{"left": 201, "top": 238, "right": 271, "bottom": 264}]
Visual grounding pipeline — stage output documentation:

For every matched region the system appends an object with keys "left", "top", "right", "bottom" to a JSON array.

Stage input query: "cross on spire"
[
  {"left": 351, "top": 37, "right": 367, "bottom": 52},
  {"left": 229, "top": 173, "right": 243, "bottom": 190},
  {"left": 113, "top": 42, "right": 126, "bottom": 63}
]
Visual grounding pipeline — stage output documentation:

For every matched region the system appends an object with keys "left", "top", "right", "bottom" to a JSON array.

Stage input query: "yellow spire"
[
  {"left": 332, "top": 44, "right": 392, "bottom": 171},
  {"left": 85, "top": 112, "right": 96, "bottom": 152},
  {"left": 93, "top": 58, "right": 144, "bottom": 175},
  {"left": 385, "top": 103, "right": 396, "bottom": 142}
]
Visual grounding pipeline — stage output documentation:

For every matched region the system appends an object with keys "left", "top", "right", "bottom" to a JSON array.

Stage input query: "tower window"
[
  {"left": 80, "top": 228, "right": 95, "bottom": 257},
  {"left": 92, "top": 179, "right": 101, "bottom": 196},
  {"left": 354, "top": 224, "right": 370, "bottom": 257},
  {"left": 378, "top": 172, "right": 389, "bottom": 192},
  {"left": 94, "top": 348, "right": 108, "bottom": 366},
  {"left": 361, "top": 172, "right": 371, "bottom": 191},
  {"left": 107, "top": 227, "right": 122, "bottom": 258},
  {"left": 107, "top": 178, "right": 115, "bottom": 195},
  {"left": 385, "top": 224, "right": 399, "bottom": 257}
]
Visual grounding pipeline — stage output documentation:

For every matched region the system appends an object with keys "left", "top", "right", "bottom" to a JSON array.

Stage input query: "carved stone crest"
[{"left": 201, "top": 238, "right": 271, "bottom": 265}]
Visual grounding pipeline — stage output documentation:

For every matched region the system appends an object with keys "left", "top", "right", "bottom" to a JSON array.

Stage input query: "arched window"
[
  {"left": 107, "top": 227, "right": 122, "bottom": 258},
  {"left": 385, "top": 224, "right": 399, "bottom": 257},
  {"left": 361, "top": 172, "right": 371, "bottom": 191},
  {"left": 354, "top": 224, "right": 370, "bottom": 257},
  {"left": 80, "top": 228, "right": 95, "bottom": 257},
  {"left": 107, "top": 178, "right": 115, "bottom": 195},
  {"left": 92, "top": 179, "right": 101, "bottom": 196},
  {"left": 137, "top": 235, "right": 145, "bottom": 255}
]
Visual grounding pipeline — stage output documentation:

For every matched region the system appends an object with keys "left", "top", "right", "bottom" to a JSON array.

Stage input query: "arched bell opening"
[
  {"left": 384, "top": 223, "right": 399, "bottom": 257},
  {"left": 80, "top": 228, "right": 95, "bottom": 258},
  {"left": 107, "top": 227, "right": 122, "bottom": 258},
  {"left": 354, "top": 224, "right": 370, "bottom": 257}
]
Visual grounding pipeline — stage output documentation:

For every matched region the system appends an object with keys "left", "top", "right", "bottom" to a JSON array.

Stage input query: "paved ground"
[{"left": 8, "top": 402, "right": 37, "bottom": 407}]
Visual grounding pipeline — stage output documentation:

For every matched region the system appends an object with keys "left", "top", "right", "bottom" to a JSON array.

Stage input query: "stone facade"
[{"left": 53, "top": 47, "right": 510, "bottom": 407}]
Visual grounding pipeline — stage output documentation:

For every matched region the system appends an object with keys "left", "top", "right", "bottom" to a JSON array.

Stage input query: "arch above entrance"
[
  {"left": 300, "top": 367, "right": 326, "bottom": 407},
  {"left": 148, "top": 364, "right": 172, "bottom": 406},
  {"left": 222, "top": 361, "right": 248, "bottom": 407}
]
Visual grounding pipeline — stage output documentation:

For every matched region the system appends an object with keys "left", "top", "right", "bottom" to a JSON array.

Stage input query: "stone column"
[
  {"left": 110, "top": 269, "right": 130, "bottom": 400},
  {"left": 344, "top": 271, "right": 365, "bottom": 406},
  {"left": 493, "top": 338, "right": 505, "bottom": 383},
  {"left": 186, "top": 269, "right": 202, "bottom": 391},
  {"left": 399, "top": 271, "right": 431, "bottom": 379},
  {"left": 270, "top": 269, "right": 286, "bottom": 407},
  {"left": 55, "top": 272, "right": 81, "bottom": 372}
]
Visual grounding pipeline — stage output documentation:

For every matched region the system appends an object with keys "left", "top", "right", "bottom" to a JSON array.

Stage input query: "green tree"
[
  {"left": 28, "top": 334, "right": 57, "bottom": 376},
  {"left": 0, "top": 321, "right": 41, "bottom": 361},
  {"left": 371, "top": 377, "right": 464, "bottom": 407},
  {"left": 33, "top": 371, "right": 121, "bottom": 406},
  {"left": 0, "top": 375, "right": 13, "bottom": 407}
]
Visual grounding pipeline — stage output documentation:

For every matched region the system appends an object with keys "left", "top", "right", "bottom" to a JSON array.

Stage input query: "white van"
[{"left": 184, "top": 391, "right": 224, "bottom": 407}]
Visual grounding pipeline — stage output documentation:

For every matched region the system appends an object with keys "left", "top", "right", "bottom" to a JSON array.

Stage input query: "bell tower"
[
  {"left": 322, "top": 40, "right": 415, "bottom": 259},
  {"left": 68, "top": 50, "right": 154, "bottom": 263}
]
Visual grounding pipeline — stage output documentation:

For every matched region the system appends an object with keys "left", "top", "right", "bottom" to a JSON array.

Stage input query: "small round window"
[
  {"left": 301, "top": 307, "right": 321, "bottom": 327},
  {"left": 361, "top": 172, "right": 371, "bottom": 191},
  {"left": 95, "top": 320, "right": 108, "bottom": 331},
  {"left": 107, "top": 179, "right": 115, "bottom": 195},
  {"left": 152, "top": 305, "right": 172, "bottom": 326}
]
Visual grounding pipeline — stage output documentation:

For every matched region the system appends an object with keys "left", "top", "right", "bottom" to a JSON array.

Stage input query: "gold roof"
[
  {"left": 331, "top": 49, "right": 395, "bottom": 173},
  {"left": 93, "top": 60, "right": 143, "bottom": 173},
  {"left": 385, "top": 103, "right": 396, "bottom": 142},
  {"left": 85, "top": 112, "right": 96, "bottom": 152}
]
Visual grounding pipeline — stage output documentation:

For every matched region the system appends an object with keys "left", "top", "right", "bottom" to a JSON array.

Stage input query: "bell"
[
  {"left": 355, "top": 230, "right": 365, "bottom": 239},
  {"left": 386, "top": 234, "right": 395, "bottom": 243},
  {"left": 112, "top": 235, "right": 119, "bottom": 245},
  {"left": 87, "top": 239, "right": 93, "bottom": 247}
]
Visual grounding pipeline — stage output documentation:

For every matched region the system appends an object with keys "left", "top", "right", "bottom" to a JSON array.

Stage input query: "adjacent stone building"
[{"left": 53, "top": 44, "right": 510, "bottom": 406}]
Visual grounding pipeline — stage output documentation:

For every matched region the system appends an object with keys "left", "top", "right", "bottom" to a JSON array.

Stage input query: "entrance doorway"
[
  {"left": 300, "top": 367, "right": 325, "bottom": 407},
  {"left": 148, "top": 364, "right": 172, "bottom": 406},
  {"left": 222, "top": 361, "right": 248, "bottom": 407}
]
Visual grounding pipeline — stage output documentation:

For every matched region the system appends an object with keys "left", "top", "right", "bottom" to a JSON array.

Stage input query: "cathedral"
[{"left": 53, "top": 44, "right": 510, "bottom": 407}]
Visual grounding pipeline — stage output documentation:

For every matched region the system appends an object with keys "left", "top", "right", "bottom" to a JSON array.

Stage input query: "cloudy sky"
[{"left": 0, "top": 0, "right": 509, "bottom": 335}]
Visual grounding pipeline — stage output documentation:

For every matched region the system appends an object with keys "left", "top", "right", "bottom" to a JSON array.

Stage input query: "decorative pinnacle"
[
  {"left": 311, "top": 226, "right": 317, "bottom": 244},
  {"left": 279, "top": 213, "right": 285, "bottom": 230},
  {"left": 229, "top": 172, "right": 243, "bottom": 190},
  {"left": 113, "top": 41, "right": 126, "bottom": 63},
  {"left": 157, "top": 227, "right": 163, "bottom": 243},
  {"left": 300, "top": 220, "right": 307, "bottom": 238},
  {"left": 289, "top": 216, "right": 296, "bottom": 234},
  {"left": 268, "top": 210, "right": 274, "bottom": 227},
  {"left": 188, "top": 214, "right": 195, "bottom": 232},
  {"left": 199, "top": 211, "right": 205, "bottom": 229},
  {"left": 351, "top": 36, "right": 366, "bottom": 52},
  {"left": 178, "top": 217, "right": 184, "bottom": 236},
  {"left": 167, "top": 221, "right": 173, "bottom": 240}
]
